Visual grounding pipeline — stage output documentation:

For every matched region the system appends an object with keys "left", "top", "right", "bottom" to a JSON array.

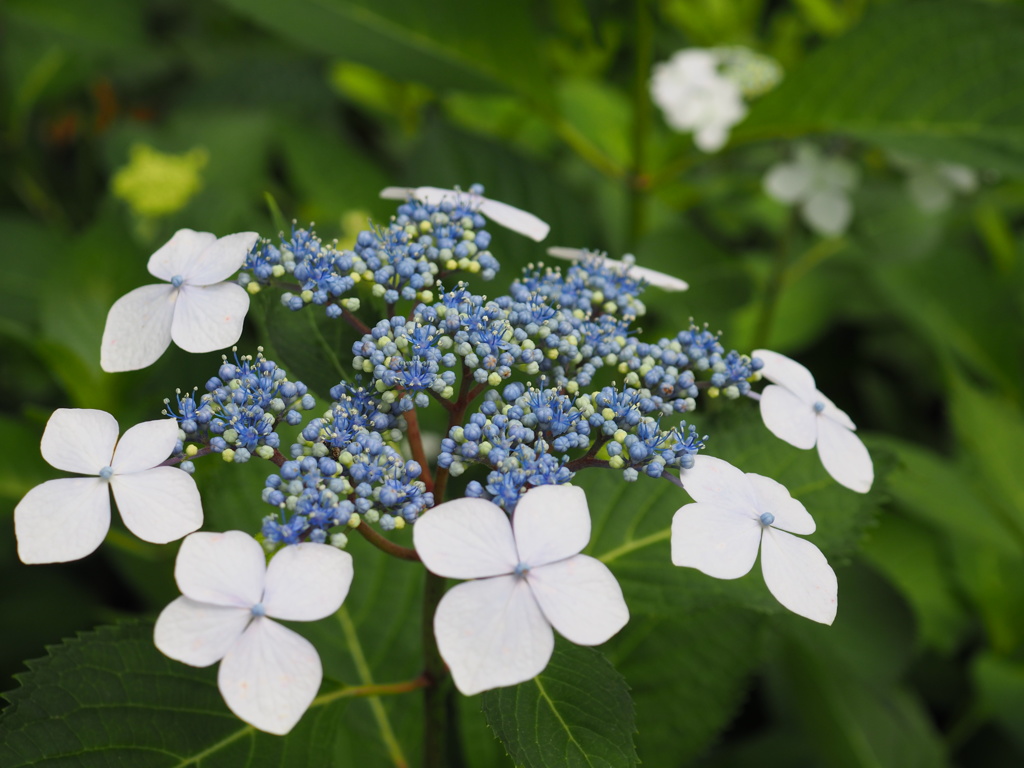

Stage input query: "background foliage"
[{"left": 2, "top": 0, "right": 1023, "bottom": 765}]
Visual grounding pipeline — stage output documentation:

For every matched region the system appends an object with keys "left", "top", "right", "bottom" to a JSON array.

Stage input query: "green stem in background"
[
  {"left": 336, "top": 606, "right": 410, "bottom": 768},
  {"left": 627, "top": 0, "right": 655, "bottom": 250},
  {"left": 421, "top": 571, "right": 451, "bottom": 768}
]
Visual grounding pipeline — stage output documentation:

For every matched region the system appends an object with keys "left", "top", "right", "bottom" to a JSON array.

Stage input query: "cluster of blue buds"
[
  {"left": 163, "top": 350, "right": 314, "bottom": 470},
  {"left": 181, "top": 185, "right": 767, "bottom": 545},
  {"left": 260, "top": 380, "right": 433, "bottom": 545},
  {"left": 237, "top": 186, "right": 503, "bottom": 319}
]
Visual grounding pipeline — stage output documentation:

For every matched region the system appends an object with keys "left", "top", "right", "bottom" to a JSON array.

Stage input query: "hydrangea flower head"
[
  {"left": 673, "top": 455, "right": 838, "bottom": 624},
  {"left": 413, "top": 484, "right": 629, "bottom": 695},
  {"left": 14, "top": 409, "right": 202, "bottom": 563},
  {"left": 380, "top": 184, "right": 550, "bottom": 242},
  {"left": 546, "top": 247, "right": 690, "bottom": 292},
  {"left": 650, "top": 49, "right": 748, "bottom": 153},
  {"left": 154, "top": 530, "right": 354, "bottom": 734},
  {"left": 763, "top": 144, "right": 859, "bottom": 236},
  {"left": 101, "top": 228, "right": 259, "bottom": 372},
  {"left": 754, "top": 349, "right": 873, "bottom": 493},
  {"left": 889, "top": 151, "right": 978, "bottom": 213}
]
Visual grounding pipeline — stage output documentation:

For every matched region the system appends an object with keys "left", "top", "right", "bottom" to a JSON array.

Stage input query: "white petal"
[
  {"left": 154, "top": 596, "right": 251, "bottom": 667},
  {"left": 110, "top": 467, "right": 203, "bottom": 544},
  {"left": 670, "top": 502, "right": 762, "bottom": 579},
  {"left": 512, "top": 484, "right": 590, "bottom": 567},
  {"left": 630, "top": 264, "right": 689, "bottom": 292},
  {"left": 385, "top": 186, "right": 550, "bottom": 242},
  {"left": 816, "top": 417, "right": 874, "bottom": 493},
  {"left": 110, "top": 418, "right": 179, "bottom": 474},
  {"left": 679, "top": 455, "right": 757, "bottom": 509},
  {"left": 694, "top": 124, "right": 730, "bottom": 153},
  {"left": 526, "top": 555, "right": 628, "bottom": 645},
  {"left": 759, "top": 384, "right": 818, "bottom": 450},
  {"left": 478, "top": 197, "right": 550, "bottom": 242},
  {"left": 218, "top": 617, "right": 322, "bottom": 735},
  {"left": 147, "top": 229, "right": 217, "bottom": 281},
  {"left": 185, "top": 232, "right": 260, "bottom": 286},
  {"left": 745, "top": 474, "right": 815, "bottom": 535},
  {"left": 413, "top": 497, "right": 518, "bottom": 579},
  {"left": 764, "top": 162, "right": 812, "bottom": 204},
  {"left": 546, "top": 246, "right": 588, "bottom": 262},
  {"left": 802, "top": 189, "right": 852, "bottom": 236},
  {"left": 379, "top": 186, "right": 416, "bottom": 200},
  {"left": 171, "top": 282, "right": 250, "bottom": 354},
  {"left": 434, "top": 576, "right": 553, "bottom": 696},
  {"left": 816, "top": 393, "right": 856, "bottom": 431},
  {"left": 100, "top": 283, "right": 177, "bottom": 372},
  {"left": 175, "top": 531, "right": 266, "bottom": 608},
  {"left": 40, "top": 408, "right": 118, "bottom": 475},
  {"left": 752, "top": 349, "right": 817, "bottom": 397},
  {"left": 15, "top": 478, "right": 111, "bottom": 564},
  {"left": 263, "top": 544, "right": 353, "bottom": 621},
  {"left": 760, "top": 528, "right": 837, "bottom": 624}
]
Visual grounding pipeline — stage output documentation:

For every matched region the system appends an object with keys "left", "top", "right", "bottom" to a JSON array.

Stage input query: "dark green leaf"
[
  {"left": 0, "top": 621, "right": 362, "bottom": 767},
  {"left": 606, "top": 609, "right": 760, "bottom": 765},
  {"left": 736, "top": 1, "right": 1024, "bottom": 173},
  {"left": 214, "top": 0, "right": 551, "bottom": 99},
  {"left": 481, "top": 642, "right": 638, "bottom": 768}
]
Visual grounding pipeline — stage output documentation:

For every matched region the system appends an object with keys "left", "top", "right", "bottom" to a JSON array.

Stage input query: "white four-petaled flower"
[
  {"left": 546, "top": 247, "right": 690, "bottom": 292},
  {"left": 763, "top": 144, "right": 859, "bottom": 236},
  {"left": 379, "top": 186, "right": 550, "bottom": 242},
  {"left": 754, "top": 349, "right": 873, "bottom": 493},
  {"left": 14, "top": 409, "right": 202, "bottom": 563},
  {"left": 650, "top": 49, "right": 747, "bottom": 153},
  {"left": 672, "top": 455, "right": 838, "bottom": 624},
  {"left": 154, "top": 531, "right": 354, "bottom": 735},
  {"left": 101, "top": 228, "right": 259, "bottom": 372},
  {"left": 413, "top": 484, "right": 629, "bottom": 695}
]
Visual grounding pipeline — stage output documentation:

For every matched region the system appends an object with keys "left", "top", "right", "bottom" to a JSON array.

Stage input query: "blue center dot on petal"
[
  {"left": 250, "top": 603, "right": 266, "bottom": 617},
  {"left": 759, "top": 512, "right": 775, "bottom": 526},
  {"left": 513, "top": 562, "right": 530, "bottom": 577},
  {"left": 98, "top": 466, "right": 114, "bottom": 480},
  {"left": 813, "top": 401, "right": 826, "bottom": 413},
  {"left": 171, "top": 275, "right": 185, "bottom": 288}
]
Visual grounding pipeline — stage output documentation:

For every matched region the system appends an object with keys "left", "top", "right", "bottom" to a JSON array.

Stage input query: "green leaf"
[
  {"left": 973, "top": 653, "right": 1024, "bottom": 751},
  {"left": 606, "top": 609, "right": 760, "bottom": 765},
  {"left": 0, "top": 621, "right": 362, "bottom": 767},
  {"left": 480, "top": 642, "right": 638, "bottom": 768},
  {"left": 735, "top": 1, "right": 1024, "bottom": 173},
  {"left": 213, "top": 0, "right": 551, "bottom": 99}
]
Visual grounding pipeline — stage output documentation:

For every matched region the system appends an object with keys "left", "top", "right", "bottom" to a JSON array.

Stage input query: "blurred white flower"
[
  {"left": 650, "top": 49, "right": 747, "bottom": 153},
  {"left": 763, "top": 144, "right": 859, "bottom": 236},
  {"left": 101, "top": 229, "right": 259, "bottom": 372},
  {"left": 14, "top": 409, "right": 202, "bottom": 563},
  {"left": 413, "top": 484, "right": 629, "bottom": 695},
  {"left": 889, "top": 152, "right": 978, "bottom": 213},
  {"left": 155, "top": 531, "right": 354, "bottom": 735},
  {"left": 380, "top": 185, "right": 550, "bottom": 242},
  {"left": 546, "top": 247, "right": 689, "bottom": 291},
  {"left": 673, "top": 455, "right": 838, "bottom": 624},
  {"left": 754, "top": 349, "right": 873, "bottom": 493}
]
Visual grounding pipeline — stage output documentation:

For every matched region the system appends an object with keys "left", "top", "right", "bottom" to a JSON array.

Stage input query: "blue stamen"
[
  {"left": 98, "top": 466, "right": 114, "bottom": 480},
  {"left": 813, "top": 401, "right": 825, "bottom": 413},
  {"left": 171, "top": 275, "right": 185, "bottom": 288},
  {"left": 514, "top": 562, "right": 530, "bottom": 577},
  {"left": 759, "top": 512, "right": 775, "bottom": 526},
  {"left": 251, "top": 603, "right": 266, "bottom": 617}
]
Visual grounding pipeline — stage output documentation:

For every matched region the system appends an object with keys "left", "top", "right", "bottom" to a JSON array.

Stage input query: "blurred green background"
[{"left": 2, "top": 0, "right": 1024, "bottom": 765}]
